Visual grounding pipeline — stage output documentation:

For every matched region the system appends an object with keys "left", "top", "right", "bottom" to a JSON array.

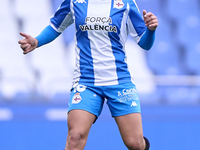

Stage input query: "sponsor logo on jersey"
[
  {"left": 74, "top": 0, "right": 86, "bottom": 3},
  {"left": 72, "top": 93, "right": 82, "bottom": 104},
  {"left": 79, "top": 17, "right": 117, "bottom": 33},
  {"left": 113, "top": 0, "right": 124, "bottom": 9}
]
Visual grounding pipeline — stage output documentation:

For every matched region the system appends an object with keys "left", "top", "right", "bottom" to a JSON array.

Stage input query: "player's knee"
[
  {"left": 67, "top": 131, "right": 85, "bottom": 147},
  {"left": 125, "top": 138, "right": 145, "bottom": 150}
]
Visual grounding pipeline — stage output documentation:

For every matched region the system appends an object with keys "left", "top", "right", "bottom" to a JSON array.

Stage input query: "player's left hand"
[{"left": 143, "top": 10, "right": 158, "bottom": 31}]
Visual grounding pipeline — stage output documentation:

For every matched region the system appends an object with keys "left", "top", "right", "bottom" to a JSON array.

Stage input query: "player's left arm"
[
  {"left": 138, "top": 10, "right": 158, "bottom": 50},
  {"left": 143, "top": 10, "right": 158, "bottom": 31}
]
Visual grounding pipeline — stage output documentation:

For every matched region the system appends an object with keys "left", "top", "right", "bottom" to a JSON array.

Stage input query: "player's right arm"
[
  {"left": 18, "top": 32, "right": 38, "bottom": 55},
  {"left": 18, "top": 0, "right": 73, "bottom": 55},
  {"left": 18, "top": 25, "right": 61, "bottom": 54}
]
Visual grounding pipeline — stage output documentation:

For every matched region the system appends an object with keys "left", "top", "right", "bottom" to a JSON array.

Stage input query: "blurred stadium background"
[{"left": 0, "top": 0, "right": 200, "bottom": 149}]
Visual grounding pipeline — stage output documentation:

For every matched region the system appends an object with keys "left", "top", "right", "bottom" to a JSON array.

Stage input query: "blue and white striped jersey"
[{"left": 50, "top": 0, "right": 146, "bottom": 86}]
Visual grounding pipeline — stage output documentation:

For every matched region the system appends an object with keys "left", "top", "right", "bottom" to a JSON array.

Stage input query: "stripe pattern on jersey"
[
  {"left": 86, "top": 0, "right": 119, "bottom": 86},
  {"left": 73, "top": 0, "right": 95, "bottom": 85},
  {"left": 49, "top": 0, "right": 146, "bottom": 86},
  {"left": 109, "top": 0, "right": 132, "bottom": 85}
]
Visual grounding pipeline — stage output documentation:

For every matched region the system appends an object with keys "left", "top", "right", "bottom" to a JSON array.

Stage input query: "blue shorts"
[{"left": 68, "top": 83, "right": 141, "bottom": 118}]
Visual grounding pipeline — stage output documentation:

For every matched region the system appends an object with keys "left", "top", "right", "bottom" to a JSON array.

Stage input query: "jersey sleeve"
[
  {"left": 36, "top": 25, "right": 61, "bottom": 47},
  {"left": 127, "top": 0, "right": 146, "bottom": 43},
  {"left": 50, "top": 0, "right": 74, "bottom": 33},
  {"left": 138, "top": 28, "right": 155, "bottom": 50}
]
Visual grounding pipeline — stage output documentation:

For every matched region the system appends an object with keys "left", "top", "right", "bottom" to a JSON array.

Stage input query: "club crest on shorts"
[
  {"left": 113, "top": 0, "right": 124, "bottom": 9},
  {"left": 72, "top": 93, "right": 82, "bottom": 104}
]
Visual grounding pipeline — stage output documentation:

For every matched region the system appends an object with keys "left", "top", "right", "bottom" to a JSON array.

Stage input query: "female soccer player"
[{"left": 18, "top": 0, "right": 158, "bottom": 149}]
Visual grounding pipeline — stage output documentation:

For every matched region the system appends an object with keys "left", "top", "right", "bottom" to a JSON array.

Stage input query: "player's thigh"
[
  {"left": 114, "top": 113, "right": 143, "bottom": 144},
  {"left": 67, "top": 109, "right": 96, "bottom": 136}
]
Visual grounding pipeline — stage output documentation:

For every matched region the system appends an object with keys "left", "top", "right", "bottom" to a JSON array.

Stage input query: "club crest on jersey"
[
  {"left": 74, "top": 0, "right": 86, "bottom": 3},
  {"left": 113, "top": 0, "right": 124, "bottom": 9},
  {"left": 72, "top": 93, "right": 82, "bottom": 104}
]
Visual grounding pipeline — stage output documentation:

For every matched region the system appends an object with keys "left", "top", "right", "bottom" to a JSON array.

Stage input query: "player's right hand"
[{"left": 18, "top": 32, "right": 38, "bottom": 54}]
